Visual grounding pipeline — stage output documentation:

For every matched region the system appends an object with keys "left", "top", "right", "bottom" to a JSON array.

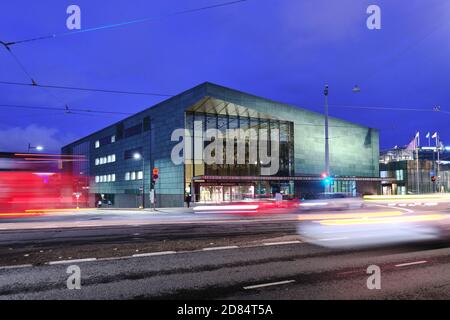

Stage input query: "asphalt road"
[
  {"left": 2, "top": 240, "right": 450, "bottom": 299},
  {"left": 0, "top": 200, "right": 450, "bottom": 299}
]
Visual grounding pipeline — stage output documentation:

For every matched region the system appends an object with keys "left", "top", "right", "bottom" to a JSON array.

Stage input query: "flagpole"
[
  {"left": 437, "top": 133, "right": 440, "bottom": 193},
  {"left": 416, "top": 132, "right": 420, "bottom": 194}
]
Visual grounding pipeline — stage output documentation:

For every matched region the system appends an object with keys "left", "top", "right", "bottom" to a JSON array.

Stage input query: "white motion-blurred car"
[{"left": 299, "top": 193, "right": 365, "bottom": 211}]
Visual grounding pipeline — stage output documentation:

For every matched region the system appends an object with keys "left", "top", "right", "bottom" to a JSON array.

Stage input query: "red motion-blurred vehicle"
[{"left": 0, "top": 171, "right": 87, "bottom": 215}]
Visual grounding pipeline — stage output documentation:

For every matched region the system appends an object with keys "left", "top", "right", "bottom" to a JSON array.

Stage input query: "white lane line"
[
  {"left": 244, "top": 280, "right": 295, "bottom": 290},
  {"left": 375, "top": 204, "right": 414, "bottom": 213},
  {"left": 0, "top": 264, "right": 33, "bottom": 270},
  {"left": 395, "top": 260, "right": 427, "bottom": 268},
  {"left": 318, "top": 237, "right": 349, "bottom": 242},
  {"left": 48, "top": 258, "right": 97, "bottom": 265},
  {"left": 202, "top": 246, "right": 239, "bottom": 251},
  {"left": 263, "top": 241, "right": 301, "bottom": 246},
  {"left": 132, "top": 251, "right": 176, "bottom": 257}
]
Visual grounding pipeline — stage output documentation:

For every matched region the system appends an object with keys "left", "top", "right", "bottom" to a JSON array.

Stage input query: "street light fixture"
[
  {"left": 133, "top": 152, "right": 145, "bottom": 209},
  {"left": 323, "top": 84, "right": 361, "bottom": 192},
  {"left": 28, "top": 143, "right": 44, "bottom": 152}
]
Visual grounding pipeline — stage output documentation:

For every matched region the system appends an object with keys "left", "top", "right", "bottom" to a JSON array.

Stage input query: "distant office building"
[
  {"left": 62, "top": 82, "right": 381, "bottom": 208},
  {"left": 380, "top": 145, "right": 450, "bottom": 195}
]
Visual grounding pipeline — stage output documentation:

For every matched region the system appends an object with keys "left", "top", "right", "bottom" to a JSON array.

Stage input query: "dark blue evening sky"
[{"left": 1, "top": 0, "right": 449, "bottom": 152}]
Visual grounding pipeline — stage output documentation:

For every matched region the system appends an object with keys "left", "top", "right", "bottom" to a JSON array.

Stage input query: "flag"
[
  {"left": 432, "top": 132, "right": 438, "bottom": 139},
  {"left": 406, "top": 136, "right": 417, "bottom": 151},
  {"left": 415, "top": 131, "right": 420, "bottom": 147},
  {"left": 426, "top": 132, "right": 430, "bottom": 139}
]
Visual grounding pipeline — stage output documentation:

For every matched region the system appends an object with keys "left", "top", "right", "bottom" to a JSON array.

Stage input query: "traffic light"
[
  {"left": 321, "top": 172, "right": 332, "bottom": 185},
  {"left": 152, "top": 167, "right": 159, "bottom": 181}
]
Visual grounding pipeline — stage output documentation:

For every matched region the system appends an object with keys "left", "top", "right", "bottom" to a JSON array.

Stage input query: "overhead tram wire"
[
  {"left": 0, "top": 103, "right": 133, "bottom": 116},
  {"left": 303, "top": 103, "right": 450, "bottom": 115},
  {"left": 0, "top": 42, "right": 68, "bottom": 105},
  {"left": 0, "top": 80, "right": 174, "bottom": 97},
  {"left": 4, "top": 0, "right": 249, "bottom": 46}
]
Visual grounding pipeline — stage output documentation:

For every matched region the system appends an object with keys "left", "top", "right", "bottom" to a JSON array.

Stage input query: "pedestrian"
[{"left": 185, "top": 194, "right": 192, "bottom": 208}]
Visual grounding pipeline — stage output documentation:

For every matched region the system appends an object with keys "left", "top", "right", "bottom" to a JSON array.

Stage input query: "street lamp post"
[
  {"left": 134, "top": 153, "right": 145, "bottom": 209},
  {"left": 28, "top": 143, "right": 43, "bottom": 152},
  {"left": 323, "top": 84, "right": 361, "bottom": 193},
  {"left": 324, "top": 85, "right": 330, "bottom": 176}
]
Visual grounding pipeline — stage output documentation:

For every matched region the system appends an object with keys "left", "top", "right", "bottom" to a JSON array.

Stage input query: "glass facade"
[{"left": 185, "top": 111, "right": 295, "bottom": 202}]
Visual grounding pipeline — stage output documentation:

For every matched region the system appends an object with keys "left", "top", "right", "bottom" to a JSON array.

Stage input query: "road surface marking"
[
  {"left": 395, "top": 260, "right": 427, "bottom": 268},
  {"left": 263, "top": 241, "right": 301, "bottom": 246},
  {"left": 0, "top": 264, "right": 33, "bottom": 270},
  {"left": 375, "top": 204, "right": 414, "bottom": 213},
  {"left": 132, "top": 251, "right": 176, "bottom": 257},
  {"left": 203, "top": 246, "right": 239, "bottom": 251},
  {"left": 318, "top": 237, "right": 349, "bottom": 241},
  {"left": 244, "top": 280, "right": 295, "bottom": 290},
  {"left": 48, "top": 258, "right": 97, "bottom": 265}
]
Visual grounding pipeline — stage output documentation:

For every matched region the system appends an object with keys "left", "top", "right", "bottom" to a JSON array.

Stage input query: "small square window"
[
  {"left": 125, "top": 172, "right": 130, "bottom": 181},
  {"left": 112, "top": 174, "right": 116, "bottom": 182},
  {"left": 95, "top": 158, "right": 99, "bottom": 166},
  {"left": 95, "top": 176, "right": 99, "bottom": 183},
  {"left": 95, "top": 140, "right": 100, "bottom": 148},
  {"left": 131, "top": 172, "right": 136, "bottom": 180},
  {"left": 137, "top": 171, "right": 143, "bottom": 180},
  {"left": 111, "top": 135, "right": 116, "bottom": 143}
]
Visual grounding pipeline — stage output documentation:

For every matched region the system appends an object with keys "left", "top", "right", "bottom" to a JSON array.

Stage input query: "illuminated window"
[
  {"left": 112, "top": 174, "right": 116, "bottom": 182},
  {"left": 131, "top": 172, "right": 136, "bottom": 180},
  {"left": 95, "top": 158, "right": 99, "bottom": 166},
  {"left": 95, "top": 176, "right": 99, "bottom": 183},
  {"left": 107, "top": 174, "right": 111, "bottom": 182},
  {"left": 125, "top": 172, "right": 130, "bottom": 181},
  {"left": 111, "top": 154, "right": 116, "bottom": 162},
  {"left": 107, "top": 155, "right": 112, "bottom": 163},
  {"left": 95, "top": 140, "right": 100, "bottom": 148},
  {"left": 137, "top": 171, "right": 143, "bottom": 180},
  {"left": 111, "top": 135, "right": 116, "bottom": 143}
]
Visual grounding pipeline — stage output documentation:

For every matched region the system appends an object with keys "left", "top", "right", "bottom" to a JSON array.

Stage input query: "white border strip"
[
  {"left": 395, "top": 260, "right": 427, "bottom": 268},
  {"left": 202, "top": 246, "right": 239, "bottom": 251},
  {"left": 244, "top": 280, "right": 295, "bottom": 290},
  {"left": 0, "top": 264, "right": 33, "bottom": 270},
  {"left": 48, "top": 258, "right": 97, "bottom": 265},
  {"left": 263, "top": 241, "right": 301, "bottom": 246},
  {"left": 132, "top": 251, "right": 176, "bottom": 257}
]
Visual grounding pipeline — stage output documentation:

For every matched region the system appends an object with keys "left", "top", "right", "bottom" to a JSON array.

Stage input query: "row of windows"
[
  {"left": 95, "top": 154, "right": 116, "bottom": 165},
  {"left": 95, "top": 135, "right": 116, "bottom": 149},
  {"left": 95, "top": 174, "right": 116, "bottom": 183},
  {"left": 95, "top": 171, "right": 144, "bottom": 183},
  {"left": 125, "top": 171, "right": 143, "bottom": 181}
]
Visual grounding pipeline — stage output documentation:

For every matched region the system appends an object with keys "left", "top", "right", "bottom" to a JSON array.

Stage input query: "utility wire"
[
  {"left": 4, "top": 0, "right": 249, "bottom": 46},
  {"left": 0, "top": 103, "right": 132, "bottom": 116},
  {"left": 329, "top": 104, "right": 449, "bottom": 114},
  {"left": 1, "top": 42, "right": 68, "bottom": 105},
  {"left": 0, "top": 80, "right": 174, "bottom": 97}
]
